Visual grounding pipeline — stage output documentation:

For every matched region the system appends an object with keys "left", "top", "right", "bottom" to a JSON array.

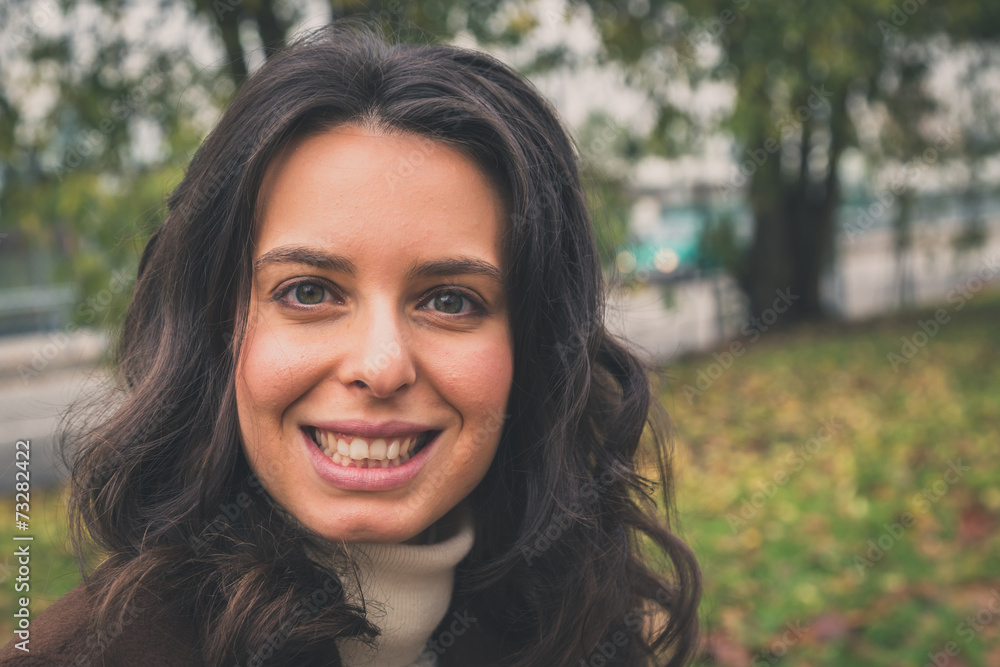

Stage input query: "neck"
[
  {"left": 401, "top": 507, "right": 463, "bottom": 545},
  {"left": 304, "top": 504, "right": 476, "bottom": 667}
]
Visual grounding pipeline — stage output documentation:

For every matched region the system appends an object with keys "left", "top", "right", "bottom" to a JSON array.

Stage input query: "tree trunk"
[
  {"left": 194, "top": 0, "right": 248, "bottom": 85},
  {"left": 255, "top": 0, "right": 288, "bottom": 58},
  {"left": 742, "top": 88, "right": 847, "bottom": 324},
  {"left": 741, "top": 131, "right": 796, "bottom": 323}
]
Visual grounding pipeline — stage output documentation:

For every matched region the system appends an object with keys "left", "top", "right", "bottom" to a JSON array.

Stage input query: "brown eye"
[{"left": 294, "top": 283, "right": 325, "bottom": 305}]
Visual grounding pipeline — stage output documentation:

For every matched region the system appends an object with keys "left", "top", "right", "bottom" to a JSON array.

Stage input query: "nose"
[{"left": 336, "top": 297, "right": 416, "bottom": 398}]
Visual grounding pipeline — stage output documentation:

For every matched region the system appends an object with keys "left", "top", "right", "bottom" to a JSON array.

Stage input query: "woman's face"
[{"left": 235, "top": 125, "right": 513, "bottom": 543}]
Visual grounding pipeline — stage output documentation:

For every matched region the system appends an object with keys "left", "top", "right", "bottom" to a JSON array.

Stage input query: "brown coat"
[
  {"left": 0, "top": 574, "right": 202, "bottom": 666},
  {"left": 0, "top": 566, "right": 509, "bottom": 666}
]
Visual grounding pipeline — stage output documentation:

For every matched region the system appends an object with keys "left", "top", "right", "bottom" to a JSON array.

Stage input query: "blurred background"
[{"left": 0, "top": 0, "right": 998, "bottom": 664}]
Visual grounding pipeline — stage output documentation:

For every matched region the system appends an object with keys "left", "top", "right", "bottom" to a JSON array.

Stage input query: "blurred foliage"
[
  {"left": 577, "top": 111, "right": 644, "bottom": 274},
  {"left": 663, "top": 289, "right": 1000, "bottom": 665},
  {"left": 0, "top": 0, "right": 635, "bottom": 332},
  {"left": 696, "top": 211, "right": 741, "bottom": 275},
  {"left": 0, "top": 0, "right": 227, "bottom": 329},
  {"left": 584, "top": 165, "right": 633, "bottom": 275},
  {"left": 5, "top": 0, "right": 1000, "bottom": 329},
  {"left": 575, "top": 0, "right": 1000, "bottom": 320}
]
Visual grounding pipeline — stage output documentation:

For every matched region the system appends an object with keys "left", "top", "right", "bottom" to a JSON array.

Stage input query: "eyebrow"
[{"left": 252, "top": 245, "right": 503, "bottom": 284}]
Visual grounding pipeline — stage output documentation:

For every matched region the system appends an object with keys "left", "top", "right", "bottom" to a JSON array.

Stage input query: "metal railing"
[{"left": 0, "top": 285, "right": 76, "bottom": 336}]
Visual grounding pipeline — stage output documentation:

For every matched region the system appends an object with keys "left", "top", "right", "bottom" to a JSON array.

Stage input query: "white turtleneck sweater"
[{"left": 305, "top": 506, "right": 476, "bottom": 667}]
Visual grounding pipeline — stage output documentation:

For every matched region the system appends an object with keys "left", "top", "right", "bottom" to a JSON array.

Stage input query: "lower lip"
[{"left": 303, "top": 428, "right": 439, "bottom": 491}]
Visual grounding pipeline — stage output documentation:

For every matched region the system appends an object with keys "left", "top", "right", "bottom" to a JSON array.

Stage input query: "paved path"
[{"left": 0, "top": 332, "right": 108, "bottom": 490}]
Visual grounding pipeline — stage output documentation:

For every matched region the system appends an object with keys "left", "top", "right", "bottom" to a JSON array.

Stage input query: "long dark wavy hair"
[{"left": 63, "top": 20, "right": 700, "bottom": 666}]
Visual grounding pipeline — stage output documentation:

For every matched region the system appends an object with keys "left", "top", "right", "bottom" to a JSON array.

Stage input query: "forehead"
[{"left": 252, "top": 125, "right": 507, "bottom": 263}]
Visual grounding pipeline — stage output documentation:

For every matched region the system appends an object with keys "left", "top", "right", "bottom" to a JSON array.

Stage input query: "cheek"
[
  {"left": 235, "top": 327, "right": 318, "bottom": 485},
  {"left": 236, "top": 326, "right": 325, "bottom": 415},
  {"left": 426, "top": 332, "right": 513, "bottom": 421}
]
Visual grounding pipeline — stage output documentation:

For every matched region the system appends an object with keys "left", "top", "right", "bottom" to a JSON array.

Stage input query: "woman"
[{"left": 1, "top": 21, "right": 700, "bottom": 666}]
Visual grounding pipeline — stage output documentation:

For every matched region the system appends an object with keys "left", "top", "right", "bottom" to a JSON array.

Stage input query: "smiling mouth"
[{"left": 307, "top": 427, "right": 438, "bottom": 469}]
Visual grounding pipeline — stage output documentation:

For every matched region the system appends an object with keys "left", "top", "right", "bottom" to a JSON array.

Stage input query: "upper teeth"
[{"left": 314, "top": 429, "right": 423, "bottom": 461}]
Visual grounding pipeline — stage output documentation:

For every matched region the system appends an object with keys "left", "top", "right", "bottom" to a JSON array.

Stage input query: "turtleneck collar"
[{"left": 304, "top": 505, "right": 476, "bottom": 667}]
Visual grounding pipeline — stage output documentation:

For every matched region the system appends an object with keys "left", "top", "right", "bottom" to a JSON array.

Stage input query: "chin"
[{"left": 299, "top": 505, "right": 432, "bottom": 544}]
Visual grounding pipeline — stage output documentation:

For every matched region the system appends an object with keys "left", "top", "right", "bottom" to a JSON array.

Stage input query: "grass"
[
  {"left": 1, "top": 291, "right": 998, "bottom": 664},
  {"left": 0, "top": 486, "right": 84, "bottom": 640},
  {"left": 664, "top": 289, "right": 1000, "bottom": 665}
]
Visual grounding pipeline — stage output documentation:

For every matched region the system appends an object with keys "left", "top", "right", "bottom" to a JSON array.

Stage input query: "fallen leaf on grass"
[
  {"left": 701, "top": 632, "right": 750, "bottom": 667},
  {"left": 811, "top": 612, "right": 850, "bottom": 642},
  {"left": 959, "top": 503, "right": 995, "bottom": 543}
]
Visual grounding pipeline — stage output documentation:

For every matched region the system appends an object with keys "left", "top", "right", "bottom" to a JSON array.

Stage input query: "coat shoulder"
[
  {"left": 0, "top": 571, "right": 202, "bottom": 666},
  {"left": 433, "top": 595, "right": 518, "bottom": 667},
  {"left": 0, "top": 583, "right": 99, "bottom": 666}
]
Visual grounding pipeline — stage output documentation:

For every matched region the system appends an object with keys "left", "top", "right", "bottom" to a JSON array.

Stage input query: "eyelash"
[{"left": 271, "top": 279, "right": 487, "bottom": 317}]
